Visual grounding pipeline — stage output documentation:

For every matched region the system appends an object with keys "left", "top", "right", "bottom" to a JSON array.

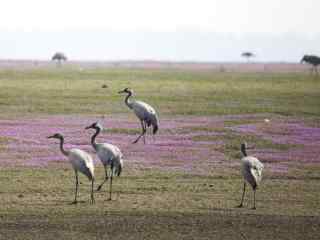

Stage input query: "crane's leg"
[
  {"left": 252, "top": 189, "right": 256, "bottom": 210},
  {"left": 143, "top": 121, "right": 147, "bottom": 144},
  {"left": 133, "top": 120, "right": 146, "bottom": 144},
  {"left": 152, "top": 127, "right": 156, "bottom": 142},
  {"left": 108, "top": 163, "right": 114, "bottom": 201},
  {"left": 97, "top": 165, "right": 109, "bottom": 191},
  {"left": 90, "top": 179, "right": 95, "bottom": 204},
  {"left": 237, "top": 182, "right": 246, "bottom": 208},
  {"left": 72, "top": 171, "right": 79, "bottom": 204}
]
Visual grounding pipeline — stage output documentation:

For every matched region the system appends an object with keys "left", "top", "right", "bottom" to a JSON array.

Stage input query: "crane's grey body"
[
  {"left": 68, "top": 148, "right": 95, "bottom": 181},
  {"left": 119, "top": 88, "right": 159, "bottom": 144},
  {"left": 48, "top": 133, "right": 95, "bottom": 204},
  {"left": 238, "top": 143, "right": 263, "bottom": 209},
  {"left": 86, "top": 122, "right": 123, "bottom": 200},
  {"left": 241, "top": 156, "right": 263, "bottom": 189},
  {"left": 131, "top": 100, "right": 158, "bottom": 125},
  {"left": 96, "top": 142, "right": 123, "bottom": 172}
]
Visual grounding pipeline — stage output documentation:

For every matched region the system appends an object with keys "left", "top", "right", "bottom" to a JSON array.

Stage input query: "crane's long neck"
[
  {"left": 91, "top": 128, "right": 100, "bottom": 150},
  {"left": 125, "top": 92, "right": 133, "bottom": 109},
  {"left": 59, "top": 137, "right": 69, "bottom": 156},
  {"left": 241, "top": 145, "right": 247, "bottom": 157}
]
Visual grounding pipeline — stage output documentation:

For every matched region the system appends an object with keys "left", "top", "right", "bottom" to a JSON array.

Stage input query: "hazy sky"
[{"left": 0, "top": 0, "right": 319, "bottom": 61}]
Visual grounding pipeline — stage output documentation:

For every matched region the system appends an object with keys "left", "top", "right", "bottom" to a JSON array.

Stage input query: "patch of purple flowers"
[{"left": 0, "top": 114, "right": 319, "bottom": 174}]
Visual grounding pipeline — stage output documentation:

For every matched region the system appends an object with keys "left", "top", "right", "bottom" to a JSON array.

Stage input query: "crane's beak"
[
  {"left": 118, "top": 90, "right": 125, "bottom": 94},
  {"left": 47, "top": 135, "right": 54, "bottom": 139},
  {"left": 85, "top": 125, "right": 92, "bottom": 130}
]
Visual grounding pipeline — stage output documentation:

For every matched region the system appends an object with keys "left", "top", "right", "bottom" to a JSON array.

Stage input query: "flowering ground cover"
[
  {"left": 1, "top": 113, "right": 319, "bottom": 173},
  {"left": 0, "top": 67, "right": 319, "bottom": 239}
]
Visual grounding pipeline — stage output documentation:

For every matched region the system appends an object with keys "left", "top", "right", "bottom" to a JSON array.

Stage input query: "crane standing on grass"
[
  {"left": 238, "top": 142, "right": 264, "bottom": 210},
  {"left": 118, "top": 88, "right": 159, "bottom": 144},
  {"left": 48, "top": 133, "right": 95, "bottom": 204},
  {"left": 85, "top": 122, "right": 123, "bottom": 200}
]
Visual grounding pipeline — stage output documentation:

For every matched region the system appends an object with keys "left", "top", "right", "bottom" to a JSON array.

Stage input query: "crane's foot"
[
  {"left": 236, "top": 204, "right": 243, "bottom": 208},
  {"left": 71, "top": 200, "right": 78, "bottom": 205},
  {"left": 90, "top": 198, "right": 95, "bottom": 204},
  {"left": 251, "top": 206, "right": 256, "bottom": 210}
]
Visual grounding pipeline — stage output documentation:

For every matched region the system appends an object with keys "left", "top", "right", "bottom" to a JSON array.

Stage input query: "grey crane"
[
  {"left": 118, "top": 88, "right": 159, "bottom": 144},
  {"left": 85, "top": 122, "right": 123, "bottom": 200},
  {"left": 238, "top": 142, "right": 264, "bottom": 209},
  {"left": 48, "top": 133, "right": 95, "bottom": 204}
]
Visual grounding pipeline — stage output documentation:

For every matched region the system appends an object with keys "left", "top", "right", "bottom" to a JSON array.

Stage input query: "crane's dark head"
[
  {"left": 241, "top": 142, "right": 255, "bottom": 157},
  {"left": 48, "top": 133, "right": 64, "bottom": 140},
  {"left": 118, "top": 87, "right": 133, "bottom": 95},
  {"left": 240, "top": 142, "right": 248, "bottom": 157},
  {"left": 241, "top": 142, "right": 247, "bottom": 150},
  {"left": 85, "top": 122, "right": 103, "bottom": 131}
]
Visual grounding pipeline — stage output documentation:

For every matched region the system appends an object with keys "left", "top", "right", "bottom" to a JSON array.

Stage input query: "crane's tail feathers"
[
  {"left": 87, "top": 174, "right": 94, "bottom": 181},
  {"left": 117, "top": 164, "right": 122, "bottom": 177},
  {"left": 153, "top": 124, "right": 158, "bottom": 135}
]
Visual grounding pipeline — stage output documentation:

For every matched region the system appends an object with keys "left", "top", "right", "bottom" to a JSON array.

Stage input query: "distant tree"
[
  {"left": 300, "top": 54, "right": 320, "bottom": 75},
  {"left": 241, "top": 52, "right": 255, "bottom": 62},
  {"left": 51, "top": 52, "right": 67, "bottom": 65}
]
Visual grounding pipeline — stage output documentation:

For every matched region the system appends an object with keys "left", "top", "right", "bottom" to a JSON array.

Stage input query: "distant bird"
[
  {"left": 238, "top": 142, "right": 264, "bottom": 210},
  {"left": 85, "top": 122, "right": 123, "bottom": 200},
  {"left": 118, "top": 88, "right": 159, "bottom": 144},
  {"left": 48, "top": 133, "right": 95, "bottom": 204},
  {"left": 301, "top": 55, "right": 320, "bottom": 75}
]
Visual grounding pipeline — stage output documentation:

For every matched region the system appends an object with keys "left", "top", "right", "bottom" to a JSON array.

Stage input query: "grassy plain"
[
  {"left": 0, "top": 65, "right": 319, "bottom": 239},
  {"left": 0, "top": 67, "right": 319, "bottom": 116}
]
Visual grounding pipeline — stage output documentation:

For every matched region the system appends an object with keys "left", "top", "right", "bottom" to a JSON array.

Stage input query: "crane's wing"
[
  {"left": 96, "top": 143, "right": 123, "bottom": 165},
  {"left": 69, "top": 149, "right": 94, "bottom": 180},
  {"left": 250, "top": 158, "right": 264, "bottom": 184},
  {"left": 132, "top": 101, "right": 157, "bottom": 120}
]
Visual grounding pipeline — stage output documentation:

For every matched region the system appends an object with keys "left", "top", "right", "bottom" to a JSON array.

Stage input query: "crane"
[
  {"left": 85, "top": 122, "right": 123, "bottom": 200},
  {"left": 48, "top": 133, "right": 95, "bottom": 204},
  {"left": 238, "top": 142, "right": 264, "bottom": 209},
  {"left": 118, "top": 88, "right": 159, "bottom": 144}
]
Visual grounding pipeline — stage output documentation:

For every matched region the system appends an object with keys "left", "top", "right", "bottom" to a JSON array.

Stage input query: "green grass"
[{"left": 0, "top": 68, "right": 319, "bottom": 117}]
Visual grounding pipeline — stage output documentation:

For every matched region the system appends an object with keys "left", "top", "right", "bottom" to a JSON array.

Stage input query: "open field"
[{"left": 0, "top": 64, "right": 319, "bottom": 239}]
